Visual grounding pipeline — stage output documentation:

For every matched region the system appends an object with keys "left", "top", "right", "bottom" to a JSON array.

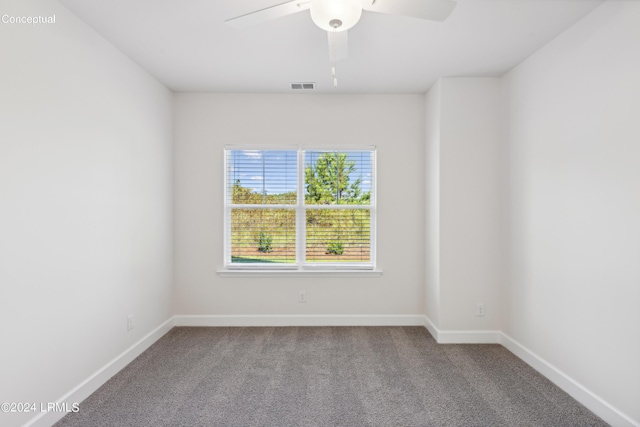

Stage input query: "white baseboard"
[
  {"left": 500, "top": 333, "right": 638, "bottom": 427},
  {"left": 423, "top": 315, "right": 439, "bottom": 340},
  {"left": 24, "top": 316, "right": 637, "bottom": 427},
  {"left": 24, "top": 317, "right": 175, "bottom": 427},
  {"left": 174, "top": 314, "right": 426, "bottom": 327},
  {"left": 423, "top": 315, "right": 501, "bottom": 344},
  {"left": 423, "top": 317, "right": 637, "bottom": 426}
]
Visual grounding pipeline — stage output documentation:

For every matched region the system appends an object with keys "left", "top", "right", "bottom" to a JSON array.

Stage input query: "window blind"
[{"left": 224, "top": 147, "right": 375, "bottom": 269}]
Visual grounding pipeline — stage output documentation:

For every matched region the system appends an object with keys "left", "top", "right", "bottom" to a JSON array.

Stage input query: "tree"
[
  {"left": 305, "top": 153, "right": 370, "bottom": 257},
  {"left": 231, "top": 179, "right": 258, "bottom": 204},
  {"left": 305, "top": 153, "right": 364, "bottom": 204}
]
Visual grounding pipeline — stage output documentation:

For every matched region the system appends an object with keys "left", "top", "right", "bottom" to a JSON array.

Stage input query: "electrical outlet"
[
  {"left": 127, "top": 314, "right": 134, "bottom": 331},
  {"left": 476, "top": 304, "right": 485, "bottom": 317},
  {"left": 299, "top": 290, "right": 306, "bottom": 303}
]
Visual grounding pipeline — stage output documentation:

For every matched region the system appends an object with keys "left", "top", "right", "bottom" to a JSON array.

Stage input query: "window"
[{"left": 224, "top": 147, "right": 376, "bottom": 271}]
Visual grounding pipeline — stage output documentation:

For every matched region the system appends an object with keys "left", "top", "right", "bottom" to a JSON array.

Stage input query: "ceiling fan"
[{"left": 225, "top": 0, "right": 457, "bottom": 86}]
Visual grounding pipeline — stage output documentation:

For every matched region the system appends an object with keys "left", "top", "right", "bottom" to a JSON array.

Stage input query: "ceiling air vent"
[{"left": 290, "top": 82, "right": 315, "bottom": 90}]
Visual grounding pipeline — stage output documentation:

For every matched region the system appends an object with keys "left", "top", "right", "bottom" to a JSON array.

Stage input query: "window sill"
[{"left": 216, "top": 269, "right": 383, "bottom": 278}]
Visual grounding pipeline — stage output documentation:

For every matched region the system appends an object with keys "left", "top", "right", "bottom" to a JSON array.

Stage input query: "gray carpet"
[{"left": 55, "top": 327, "right": 608, "bottom": 426}]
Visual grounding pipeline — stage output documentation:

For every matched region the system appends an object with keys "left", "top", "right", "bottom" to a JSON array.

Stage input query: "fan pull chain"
[{"left": 331, "top": 27, "right": 338, "bottom": 88}]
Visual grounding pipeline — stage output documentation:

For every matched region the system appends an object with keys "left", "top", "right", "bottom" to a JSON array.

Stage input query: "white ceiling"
[{"left": 58, "top": 0, "right": 604, "bottom": 93}]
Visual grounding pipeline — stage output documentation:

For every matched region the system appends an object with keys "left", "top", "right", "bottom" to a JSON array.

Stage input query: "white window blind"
[{"left": 224, "top": 147, "right": 375, "bottom": 270}]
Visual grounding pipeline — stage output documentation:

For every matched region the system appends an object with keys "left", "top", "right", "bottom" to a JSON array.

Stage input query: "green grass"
[
  {"left": 232, "top": 256, "right": 366, "bottom": 263},
  {"left": 231, "top": 208, "right": 371, "bottom": 264},
  {"left": 231, "top": 256, "right": 294, "bottom": 264}
]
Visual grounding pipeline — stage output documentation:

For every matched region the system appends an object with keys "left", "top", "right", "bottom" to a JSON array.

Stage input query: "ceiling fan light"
[{"left": 310, "top": 0, "right": 362, "bottom": 32}]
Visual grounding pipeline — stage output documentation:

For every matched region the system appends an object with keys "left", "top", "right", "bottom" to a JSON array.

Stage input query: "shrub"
[
  {"left": 258, "top": 231, "right": 273, "bottom": 253},
  {"left": 326, "top": 240, "right": 344, "bottom": 255}
]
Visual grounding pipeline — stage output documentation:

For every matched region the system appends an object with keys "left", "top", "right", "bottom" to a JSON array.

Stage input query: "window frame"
[{"left": 222, "top": 145, "right": 377, "bottom": 273}]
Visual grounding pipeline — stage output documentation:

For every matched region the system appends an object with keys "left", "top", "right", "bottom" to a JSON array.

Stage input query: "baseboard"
[
  {"left": 423, "top": 315, "right": 439, "bottom": 340},
  {"left": 24, "top": 317, "right": 175, "bottom": 427},
  {"left": 423, "top": 315, "right": 501, "bottom": 344},
  {"left": 173, "top": 314, "right": 426, "bottom": 327},
  {"left": 422, "top": 318, "right": 637, "bottom": 426},
  {"left": 23, "top": 316, "right": 636, "bottom": 427},
  {"left": 500, "top": 333, "right": 638, "bottom": 427}
]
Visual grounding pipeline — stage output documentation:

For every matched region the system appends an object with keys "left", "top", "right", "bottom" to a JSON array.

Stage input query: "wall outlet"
[
  {"left": 476, "top": 303, "right": 485, "bottom": 317},
  {"left": 299, "top": 290, "right": 306, "bottom": 303},
  {"left": 127, "top": 314, "right": 134, "bottom": 331}
]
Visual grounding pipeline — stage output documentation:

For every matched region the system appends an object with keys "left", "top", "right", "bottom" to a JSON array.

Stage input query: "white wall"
[
  {"left": 173, "top": 94, "right": 425, "bottom": 317},
  {"left": 503, "top": 1, "right": 640, "bottom": 424},
  {"left": 424, "top": 81, "right": 442, "bottom": 327},
  {"left": 424, "top": 78, "right": 503, "bottom": 333},
  {"left": 0, "top": 1, "right": 173, "bottom": 426},
  {"left": 1, "top": 0, "right": 637, "bottom": 425}
]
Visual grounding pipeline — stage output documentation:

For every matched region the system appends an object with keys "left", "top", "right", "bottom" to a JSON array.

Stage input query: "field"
[
  {"left": 231, "top": 208, "right": 370, "bottom": 264},
  {"left": 228, "top": 151, "right": 372, "bottom": 265}
]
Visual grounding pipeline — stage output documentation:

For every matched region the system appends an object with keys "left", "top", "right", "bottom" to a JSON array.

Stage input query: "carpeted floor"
[{"left": 55, "top": 326, "right": 608, "bottom": 426}]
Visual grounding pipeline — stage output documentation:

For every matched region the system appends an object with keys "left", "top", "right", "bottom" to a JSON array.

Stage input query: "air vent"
[{"left": 290, "top": 82, "right": 315, "bottom": 90}]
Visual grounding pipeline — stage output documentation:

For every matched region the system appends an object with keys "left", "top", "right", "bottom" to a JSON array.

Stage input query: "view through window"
[{"left": 225, "top": 147, "right": 375, "bottom": 269}]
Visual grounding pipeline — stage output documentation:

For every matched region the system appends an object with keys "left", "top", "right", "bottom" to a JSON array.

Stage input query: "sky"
[{"left": 227, "top": 149, "right": 373, "bottom": 196}]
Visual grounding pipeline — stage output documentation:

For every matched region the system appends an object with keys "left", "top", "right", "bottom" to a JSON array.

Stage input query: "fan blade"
[
  {"left": 362, "top": 0, "right": 457, "bottom": 22},
  {"left": 225, "top": 0, "right": 311, "bottom": 29},
  {"left": 328, "top": 31, "right": 348, "bottom": 62}
]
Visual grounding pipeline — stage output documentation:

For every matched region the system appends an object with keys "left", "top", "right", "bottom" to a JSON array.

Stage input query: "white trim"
[
  {"left": 422, "top": 317, "right": 638, "bottom": 427},
  {"left": 436, "top": 330, "right": 502, "bottom": 344},
  {"left": 23, "top": 318, "right": 175, "bottom": 427},
  {"left": 23, "top": 315, "right": 636, "bottom": 427},
  {"left": 423, "top": 316, "right": 501, "bottom": 344},
  {"left": 224, "top": 147, "right": 377, "bottom": 270},
  {"left": 500, "top": 333, "right": 638, "bottom": 427},
  {"left": 423, "top": 314, "right": 439, "bottom": 341},
  {"left": 304, "top": 204, "right": 372, "bottom": 210},
  {"left": 296, "top": 147, "right": 305, "bottom": 264},
  {"left": 173, "top": 314, "right": 423, "bottom": 327},
  {"left": 223, "top": 149, "right": 230, "bottom": 265},
  {"left": 217, "top": 269, "right": 382, "bottom": 277},
  {"left": 299, "top": 145, "right": 377, "bottom": 152},
  {"left": 370, "top": 148, "right": 377, "bottom": 265},
  {"left": 224, "top": 144, "right": 300, "bottom": 151},
  {"left": 230, "top": 203, "right": 297, "bottom": 209},
  {"left": 223, "top": 145, "right": 378, "bottom": 152}
]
